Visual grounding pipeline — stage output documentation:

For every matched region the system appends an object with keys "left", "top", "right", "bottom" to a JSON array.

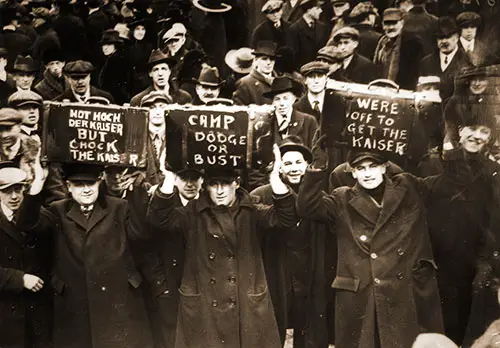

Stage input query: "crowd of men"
[{"left": 2, "top": 0, "right": 500, "bottom": 347}]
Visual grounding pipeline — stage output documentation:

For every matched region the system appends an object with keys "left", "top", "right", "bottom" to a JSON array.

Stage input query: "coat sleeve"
[
  {"left": 253, "top": 191, "right": 298, "bottom": 229},
  {"left": 232, "top": 80, "right": 250, "bottom": 106},
  {"left": 15, "top": 193, "right": 57, "bottom": 235},
  {"left": 0, "top": 267, "right": 25, "bottom": 293},
  {"left": 147, "top": 190, "right": 187, "bottom": 235},
  {"left": 297, "top": 167, "right": 339, "bottom": 223}
]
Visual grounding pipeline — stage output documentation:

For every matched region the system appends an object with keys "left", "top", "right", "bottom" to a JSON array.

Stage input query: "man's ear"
[
  {"left": 235, "top": 177, "right": 241, "bottom": 189},
  {"left": 458, "top": 126, "right": 465, "bottom": 138},
  {"left": 353, "top": 41, "right": 359, "bottom": 49},
  {"left": 381, "top": 164, "right": 387, "bottom": 175},
  {"left": 351, "top": 169, "right": 357, "bottom": 180}
]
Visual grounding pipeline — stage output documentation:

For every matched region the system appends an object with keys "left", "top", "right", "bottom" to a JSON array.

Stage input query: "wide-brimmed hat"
[
  {"left": 192, "top": 0, "right": 232, "bottom": 13},
  {"left": 0, "top": 167, "right": 27, "bottom": 190},
  {"left": 435, "top": 16, "right": 460, "bottom": 39},
  {"left": 348, "top": 150, "right": 386, "bottom": 167},
  {"left": 147, "top": 49, "right": 176, "bottom": 69},
  {"left": 99, "top": 29, "right": 124, "bottom": 45},
  {"left": 225, "top": 47, "right": 255, "bottom": 74},
  {"left": 62, "top": 163, "right": 104, "bottom": 182},
  {"left": 253, "top": 41, "right": 279, "bottom": 58},
  {"left": 193, "top": 66, "right": 225, "bottom": 87},
  {"left": 8, "top": 90, "right": 43, "bottom": 108},
  {"left": 262, "top": 76, "right": 302, "bottom": 98},
  {"left": 10, "top": 55, "right": 39, "bottom": 74},
  {"left": 278, "top": 135, "right": 313, "bottom": 162},
  {"left": 456, "top": 11, "right": 481, "bottom": 28}
]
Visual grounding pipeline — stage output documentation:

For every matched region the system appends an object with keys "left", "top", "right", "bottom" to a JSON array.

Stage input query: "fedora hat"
[
  {"left": 262, "top": 75, "right": 302, "bottom": 98},
  {"left": 192, "top": 0, "right": 232, "bottom": 13},
  {"left": 278, "top": 135, "right": 313, "bottom": 163},
  {"left": 253, "top": 41, "right": 279, "bottom": 58},
  {"left": 99, "top": 29, "right": 124, "bottom": 45},
  {"left": 194, "top": 66, "right": 225, "bottom": 87},
  {"left": 10, "top": 55, "right": 39, "bottom": 74},
  {"left": 225, "top": 47, "right": 255, "bottom": 74},
  {"left": 147, "top": 49, "right": 176, "bottom": 69}
]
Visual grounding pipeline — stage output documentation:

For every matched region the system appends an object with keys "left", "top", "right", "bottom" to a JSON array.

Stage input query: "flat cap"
[
  {"left": 412, "top": 333, "right": 459, "bottom": 348},
  {"left": 300, "top": 61, "right": 330, "bottom": 76},
  {"left": 332, "top": 26, "right": 360, "bottom": 42},
  {"left": 349, "top": 1, "right": 377, "bottom": 19},
  {"left": 348, "top": 150, "right": 386, "bottom": 166},
  {"left": 261, "top": 0, "right": 283, "bottom": 13},
  {"left": 383, "top": 7, "right": 403, "bottom": 21},
  {"left": 63, "top": 60, "right": 94, "bottom": 77},
  {"left": 8, "top": 90, "right": 43, "bottom": 108},
  {"left": 0, "top": 167, "right": 27, "bottom": 190},
  {"left": 0, "top": 108, "right": 23, "bottom": 126},
  {"left": 316, "top": 45, "right": 338, "bottom": 63},
  {"left": 456, "top": 11, "right": 481, "bottom": 28},
  {"left": 417, "top": 76, "right": 441, "bottom": 86},
  {"left": 140, "top": 91, "right": 172, "bottom": 107}
]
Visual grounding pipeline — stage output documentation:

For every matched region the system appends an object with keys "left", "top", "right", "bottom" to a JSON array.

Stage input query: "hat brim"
[
  {"left": 225, "top": 50, "right": 254, "bottom": 74},
  {"left": 303, "top": 68, "right": 329, "bottom": 76},
  {"left": 65, "top": 174, "right": 101, "bottom": 182},
  {"left": 262, "top": 86, "right": 302, "bottom": 99},
  {"left": 349, "top": 153, "right": 387, "bottom": 166},
  {"left": 16, "top": 100, "right": 42, "bottom": 108},
  {"left": 9, "top": 67, "right": 38, "bottom": 74},
  {"left": 193, "top": 79, "right": 226, "bottom": 87},
  {"left": 176, "top": 168, "right": 204, "bottom": 177},
  {"left": 192, "top": 0, "right": 232, "bottom": 13},
  {"left": 147, "top": 57, "right": 177, "bottom": 69},
  {"left": 279, "top": 144, "right": 312, "bottom": 163},
  {"left": 0, "top": 181, "right": 26, "bottom": 190}
]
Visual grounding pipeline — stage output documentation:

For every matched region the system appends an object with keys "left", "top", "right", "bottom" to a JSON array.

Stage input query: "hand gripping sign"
[{"left": 42, "top": 101, "right": 149, "bottom": 167}]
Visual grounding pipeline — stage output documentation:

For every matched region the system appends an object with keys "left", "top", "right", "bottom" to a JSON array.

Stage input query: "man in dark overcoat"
[
  {"left": 0, "top": 167, "right": 52, "bottom": 348},
  {"left": 251, "top": 0, "right": 293, "bottom": 49},
  {"left": 34, "top": 49, "right": 66, "bottom": 101},
  {"left": 16, "top": 162, "right": 154, "bottom": 348},
  {"left": 297, "top": 138, "right": 478, "bottom": 348},
  {"left": 401, "top": 0, "right": 438, "bottom": 56},
  {"left": 347, "top": 2, "right": 382, "bottom": 61},
  {"left": 148, "top": 146, "right": 298, "bottom": 348}
]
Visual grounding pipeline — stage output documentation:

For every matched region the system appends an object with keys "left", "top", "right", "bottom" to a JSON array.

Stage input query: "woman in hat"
[{"left": 128, "top": 18, "right": 154, "bottom": 94}]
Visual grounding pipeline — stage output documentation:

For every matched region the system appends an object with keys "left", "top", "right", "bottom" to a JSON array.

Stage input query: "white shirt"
[
  {"left": 342, "top": 55, "right": 354, "bottom": 70},
  {"left": 73, "top": 88, "right": 91, "bottom": 103},
  {"left": 307, "top": 90, "right": 325, "bottom": 113},
  {"left": 440, "top": 46, "right": 458, "bottom": 72},
  {"left": 179, "top": 193, "right": 199, "bottom": 207},
  {"left": 460, "top": 37, "right": 475, "bottom": 52},
  {"left": 1, "top": 202, "right": 14, "bottom": 222}
]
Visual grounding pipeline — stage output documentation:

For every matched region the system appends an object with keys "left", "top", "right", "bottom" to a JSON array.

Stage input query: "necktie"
[
  {"left": 312, "top": 100, "right": 320, "bottom": 118},
  {"left": 153, "top": 134, "right": 162, "bottom": 159},
  {"left": 80, "top": 205, "right": 93, "bottom": 219},
  {"left": 444, "top": 55, "right": 448, "bottom": 65},
  {"left": 278, "top": 118, "right": 290, "bottom": 136}
]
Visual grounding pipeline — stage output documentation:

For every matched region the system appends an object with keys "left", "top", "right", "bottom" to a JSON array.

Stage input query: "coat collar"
[
  {"left": 66, "top": 198, "right": 108, "bottom": 231},
  {"left": 195, "top": 188, "right": 254, "bottom": 213},
  {"left": 0, "top": 210, "right": 24, "bottom": 244}
]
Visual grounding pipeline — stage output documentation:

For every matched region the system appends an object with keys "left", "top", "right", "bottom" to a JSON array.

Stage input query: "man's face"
[
  {"left": 383, "top": 20, "right": 404, "bottom": 38},
  {"left": 18, "top": 105, "right": 40, "bottom": 126},
  {"left": 469, "top": 76, "right": 489, "bottom": 94},
  {"left": 273, "top": 91, "right": 296, "bottom": 117},
  {"left": 148, "top": 102, "right": 167, "bottom": 126},
  {"left": 195, "top": 84, "right": 221, "bottom": 104},
  {"left": 206, "top": 178, "right": 239, "bottom": 206},
  {"left": 308, "top": 6, "right": 323, "bottom": 21},
  {"left": 67, "top": 180, "right": 101, "bottom": 206},
  {"left": 0, "top": 125, "right": 21, "bottom": 160},
  {"left": 166, "top": 36, "right": 186, "bottom": 55},
  {"left": 254, "top": 55, "right": 275, "bottom": 75},
  {"left": 13, "top": 73, "right": 35, "bottom": 90},
  {"left": 102, "top": 44, "right": 116, "bottom": 56},
  {"left": 437, "top": 34, "right": 459, "bottom": 54},
  {"left": 149, "top": 63, "right": 171, "bottom": 89},
  {"left": 459, "top": 125, "right": 492, "bottom": 153},
  {"left": 280, "top": 151, "right": 308, "bottom": 185},
  {"left": 67, "top": 74, "right": 91, "bottom": 95},
  {"left": 0, "top": 184, "right": 25, "bottom": 211},
  {"left": 461, "top": 26, "right": 477, "bottom": 41},
  {"left": 175, "top": 173, "right": 203, "bottom": 201},
  {"left": 335, "top": 37, "right": 358, "bottom": 59},
  {"left": 133, "top": 25, "right": 146, "bottom": 41},
  {"left": 265, "top": 7, "right": 283, "bottom": 24},
  {"left": 332, "top": 2, "right": 349, "bottom": 17},
  {"left": 46, "top": 61, "right": 65, "bottom": 79},
  {"left": 305, "top": 72, "right": 327, "bottom": 94},
  {"left": 351, "top": 159, "right": 386, "bottom": 189}
]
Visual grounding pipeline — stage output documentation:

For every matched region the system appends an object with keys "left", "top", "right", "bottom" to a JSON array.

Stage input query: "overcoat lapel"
[
  {"left": 0, "top": 212, "right": 24, "bottom": 244},
  {"left": 67, "top": 203, "right": 88, "bottom": 230},
  {"left": 348, "top": 185, "right": 379, "bottom": 226},
  {"left": 374, "top": 179, "right": 406, "bottom": 234},
  {"left": 87, "top": 202, "right": 107, "bottom": 231}
]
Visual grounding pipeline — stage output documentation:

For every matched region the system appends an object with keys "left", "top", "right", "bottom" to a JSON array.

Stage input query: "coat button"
[
  {"left": 163, "top": 290, "right": 170, "bottom": 294},
  {"left": 373, "top": 278, "right": 381, "bottom": 285},
  {"left": 10, "top": 305, "right": 15, "bottom": 311},
  {"left": 172, "top": 259, "right": 177, "bottom": 266},
  {"left": 212, "top": 300, "right": 218, "bottom": 307},
  {"left": 397, "top": 249, "right": 404, "bottom": 256},
  {"left": 101, "top": 286, "right": 106, "bottom": 291},
  {"left": 228, "top": 255, "right": 234, "bottom": 260},
  {"left": 370, "top": 253, "right": 378, "bottom": 259},
  {"left": 397, "top": 272, "right": 404, "bottom": 280},
  {"left": 494, "top": 251, "right": 499, "bottom": 257},
  {"left": 229, "top": 276, "right": 236, "bottom": 283},
  {"left": 229, "top": 297, "right": 236, "bottom": 306},
  {"left": 210, "top": 278, "right": 216, "bottom": 284},
  {"left": 485, "top": 281, "right": 491, "bottom": 287},
  {"left": 209, "top": 252, "right": 216, "bottom": 260},
  {"left": 360, "top": 235, "right": 367, "bottom": 242},
  {"left": 7, "top": 256, "right": 13, "bottom": 260}
]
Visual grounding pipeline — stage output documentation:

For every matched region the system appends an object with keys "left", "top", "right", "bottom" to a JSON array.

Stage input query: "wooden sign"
[{"left": 42, "top": 102, "right": 149, "bottom": 167}]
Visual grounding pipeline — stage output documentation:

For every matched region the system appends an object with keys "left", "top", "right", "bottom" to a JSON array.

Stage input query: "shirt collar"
[
  {"left": 1, "top": 201, "right": 14, "bottom": 222},
  {"left": 460, "top": 36, "right": 474, "bottom": 50},
  {"left": 440, "top": 46, "right": 459, "bottom": 69},
  {"left": 149, "top": 124, "right": 166, "bottom": 139},
  {"left": 20, "top": 124, "right": 38, "bottom": 135},
  {"left": 343, "top": 55, "right": 354, "bottom": 69},
  {"left": 307, "top": 90, "right": 325, "bottom": 107},
  {"left": 179, "top": 192, "right": 199, "bottom": 206},
  {"left": 73, "top": 88, "right": 91, "bottom": 103}
]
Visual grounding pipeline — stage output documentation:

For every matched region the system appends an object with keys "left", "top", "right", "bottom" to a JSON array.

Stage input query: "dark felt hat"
[
  {"left": 348, "top": 150, "right": 387, "bottom": 166},
  {"left": 436, "top": 16, "right": 460, "bottom": 38},
  {"left": 253, "top": 41, "right": 279, "bottom": 58},
  {"left": 278, "top": 135, "right": 313, "bottom": 163},
  {"left": 0, "top": 108, "right": 23, "bottom": 126},
  {"left": 176, "top": 168, "right": 204, "bottom": 179},
  {"left": 10, "top": 55, "right": 39, "bottom": 74},
  {"left": 262, "top": 75, "right": 302, "bottom": 98},
  {"left": 62, "top": 163, "right": 104, "bottom": 182},
  {"left": 44, "top": 48, "right": 65, "bottom": 63},
  {"left": 99, "top": 29, "right": 124, "bottom": 45},
  {"left": 194, "top": 66, "right": 225, "bottom": 87},
  {"left": 456, "top": 11, "right": 481, "bottom": 28},
  {"left": 204, "top": 168, "right": 241, "bottom": 181},
  {"left": 146, "top": 49, "right": 176, "bottom": 69},
  {"left": 63, "top": 60, "right": 94, "bottom": 77}
]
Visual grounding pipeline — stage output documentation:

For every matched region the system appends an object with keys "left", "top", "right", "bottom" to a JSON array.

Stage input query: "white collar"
[
  {"left": 72, "top": 88, "right": 91, "bottom": 103},
  {"left": 149, "top": 124, "right": 166, "bottom": 138},
  {"left": 343, "top": 55, "right": 354, "bottom": 69},
  {"left": 307, "top": 90, "right": 325, "bottom": 109},
  {"left": 21, "top": 124, "right": 38, "bottom": 135},
  {"left": 439, "top": 46, "right": 459, "bottom": 71},
  {"left": 1, "top": 201, "right": 14, "bottom": 222},
  {"left": 88, "top": 7, "right": 99, "bottom": 15},
  {"left": 460, "top": 36, "right": 475, "bottom": 51},
  {"left": 179, "top": 192, "right": 199, "bottom": 206}
]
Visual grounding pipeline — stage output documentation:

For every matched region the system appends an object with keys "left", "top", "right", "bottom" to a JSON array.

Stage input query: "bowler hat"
[
  {"left": 8, "top": 90, "right": 43, "bottom": 109},
  {"left": 0, "top": 108, "right": 23, "bottom": 127},
  {"left": 11, "top": 55, "right": 39, "bottom": 74},
  {"left": 192, "top": 0, "right": 232, "bottom": 13},
  {"left": 262, "top": 76, "right": 302, "bottom": 98},
  {"left": 63, "top": 60, "right": 94, "bottom": 77},
  {"left": 383, "top": 7, "right": 403, "bottom": 22},
  {"left": 278, "top": 135, "right": 312, "bottom": 163},
  {"left": 225, "top": 47, "right": 255, "bottom": 74},
  {"left": 300, "top": 61, "right": 330, "bottom": 76},
  {"left": 261, "top": 0, "right": 283, "bottom": 13},
  {"left": 62, "top": 163, "right": 104, "bottom": 182},
  {"left": 348, "top": 150, "right": 387, "bottom": 167},
  {"left": 99, "top": 29, "right": 124, "bottom": 45},
  {"left": 0, "top": 167, "right": 27, "bottom": 190},
  {"left": 456, "top": 11, "right": 481, "bottom": 28},
  {"left": 140, "top": 91, "right": 172, "bottom": 107},
  {"left": 147, "top": 49, "right": 176, "bottom": 69},
  {"left": 436, "top": 17, "right": 460, "bottom": 39},
  {"left": 194, "top": 66, "right": 225, "bottom": 87},
  {"left": 332, "top": 26, "right": 360, "bottom": 42},
  {"left": 253, "top": 41, "right": 279, "bottom": 58}
]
